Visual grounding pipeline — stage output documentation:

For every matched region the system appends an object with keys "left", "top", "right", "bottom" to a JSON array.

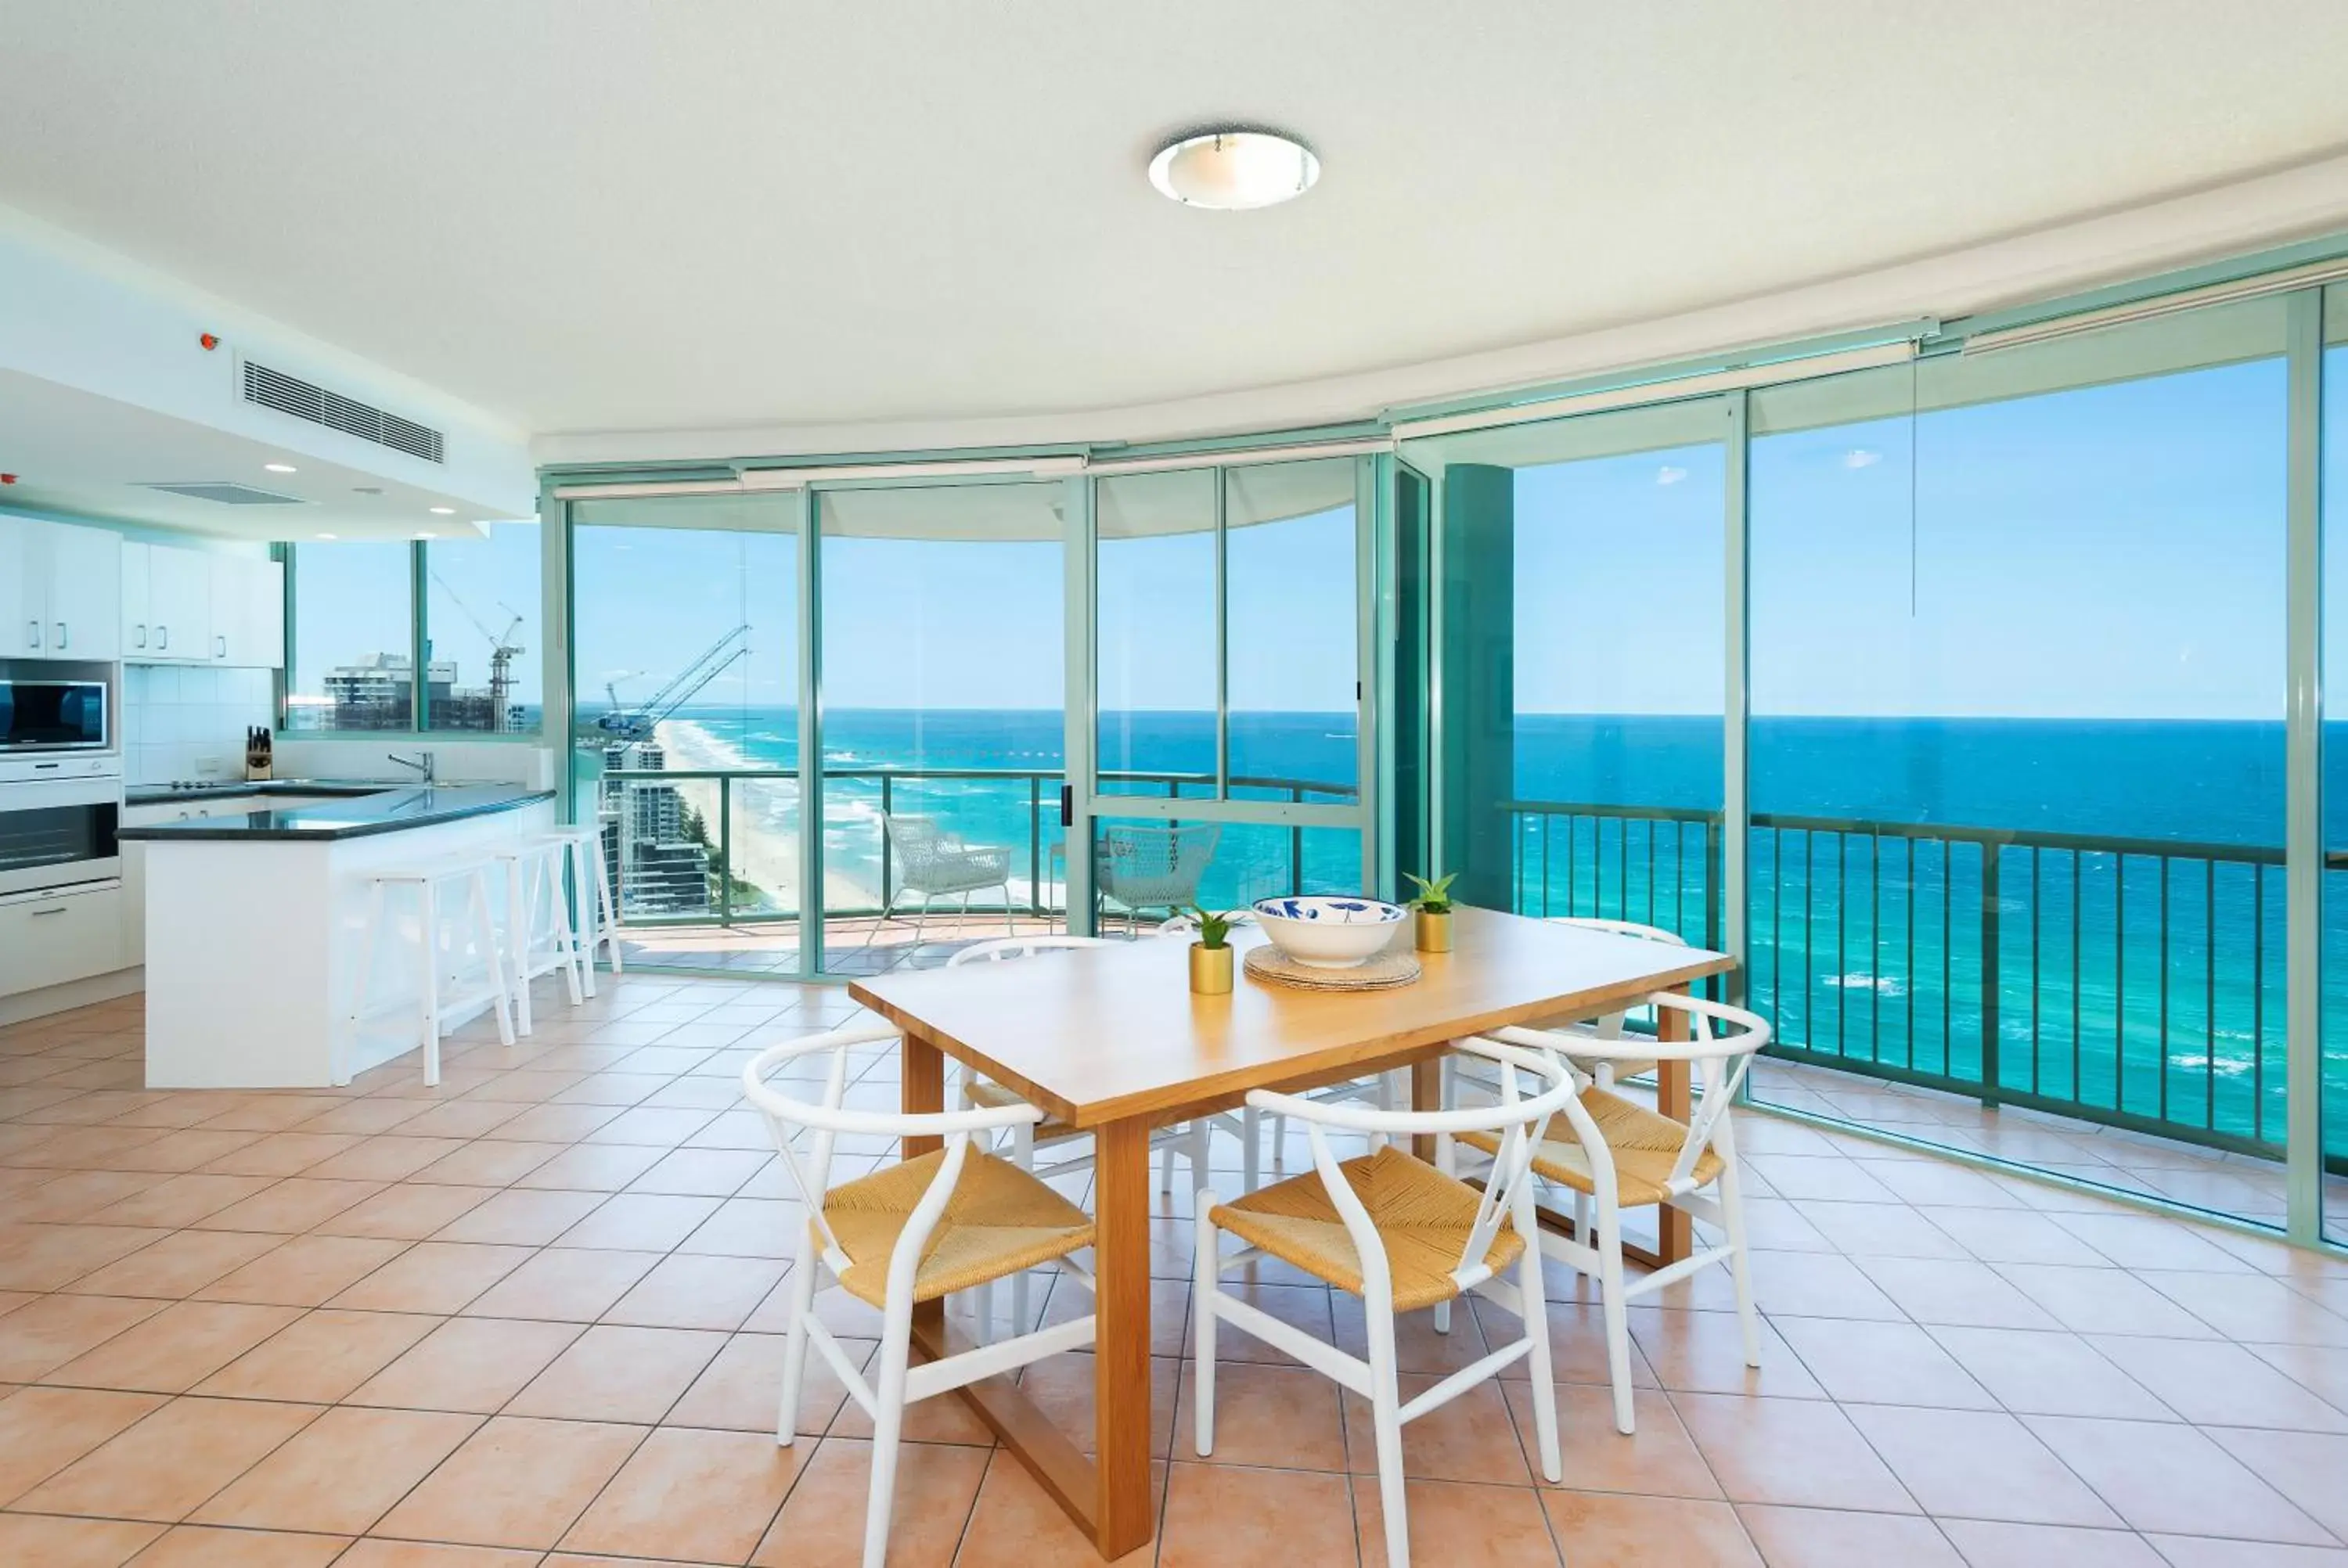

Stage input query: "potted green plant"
[
  {"left": 1403, "top": 872, "right": 1457, "bottom": 953},
  {"left": 1185, "top": 905, "right": 1237, "bottom": 994}
]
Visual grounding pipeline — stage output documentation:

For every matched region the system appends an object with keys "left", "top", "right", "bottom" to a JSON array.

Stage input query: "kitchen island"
[{"left": 120, "top": 783, "right": 558, "bottom": 1088}]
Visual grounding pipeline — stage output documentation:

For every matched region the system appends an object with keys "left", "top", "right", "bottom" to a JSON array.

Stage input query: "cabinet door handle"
[
  {"left": 27, "top": 620, "right": 39, "bottom": 649},
  {"left": 214, "top": 635, "right": 227, "bottom": 659},
  {"left": 29, "top": 907, "right": 66, "bottom": 919},
  {"left": 157, "top": 625, "right": 168, "bottom": 650},
  {"left": 133, "top": 624, "right": 146, "bottom": 649},
  {"left": 55, "top": 621, "right": 67, "bottom": 649}
]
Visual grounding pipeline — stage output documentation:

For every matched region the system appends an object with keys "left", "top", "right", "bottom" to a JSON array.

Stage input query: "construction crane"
[
  {"left": 596, "top": 625, "right": 752, "bottom": 743},
  {"left": 426, "top": 566, "right": 528, "bottom": 732}
]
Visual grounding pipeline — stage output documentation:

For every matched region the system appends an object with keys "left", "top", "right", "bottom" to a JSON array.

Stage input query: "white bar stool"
[
  {"left": 542, "top": 825, "right": 621, "bottom": 995},
  {"left": 351, "top": 857, "right": 515, "bottom": 1085},
  {"left": 494, "top": 838, "right": 585, "bottom": 1034}
]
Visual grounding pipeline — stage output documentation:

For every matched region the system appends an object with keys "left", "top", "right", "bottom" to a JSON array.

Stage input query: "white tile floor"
[{"left": 1, "top": 974, "right": 2345, "bottom": 1566}]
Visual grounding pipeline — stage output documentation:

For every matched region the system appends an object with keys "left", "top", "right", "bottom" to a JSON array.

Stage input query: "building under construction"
[{"left": 314, "top": 653, "right": 528, "bottom": 732}]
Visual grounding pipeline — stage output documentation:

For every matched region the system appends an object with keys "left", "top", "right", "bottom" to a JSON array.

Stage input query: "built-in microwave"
[{"left": 0, "top": 678, "right": 108, "bottom": 753}]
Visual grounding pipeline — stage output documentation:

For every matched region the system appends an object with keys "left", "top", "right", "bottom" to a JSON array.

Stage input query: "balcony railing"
[
  {"left": 592, "top": 764, "right": 1357, "bottom": 930},
  {"left": 1509, "top": 798, "right": 2335, "bottom": 1167}
]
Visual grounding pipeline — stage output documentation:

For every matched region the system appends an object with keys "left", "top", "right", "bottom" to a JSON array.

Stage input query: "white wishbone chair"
[
  {"left": 1469, "top": 991, "right": 1770, "bottom": 1435},
  {"left": 1194, "top": 1037, "right": 1576, "bottom": 1568},
  {"left": 744, "top": 1022, "right": 1098, "bottom": 1568},
  {"left": 945, "top": 937, "right": 1213, "bottom": 1332}
]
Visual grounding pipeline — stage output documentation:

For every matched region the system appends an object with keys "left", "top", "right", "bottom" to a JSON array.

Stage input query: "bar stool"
[
  {"left": 350, "top": 857, "right": 515, "bottom": 1086},
  {"left": 494, "top": 838, "right": 585, "bottom": 1034},
  {"left": 542, "top": 825, "right": 621, "bottom": 995}
]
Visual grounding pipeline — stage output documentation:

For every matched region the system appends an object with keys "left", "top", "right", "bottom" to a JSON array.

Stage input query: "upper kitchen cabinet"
[
  {"left": 121, "top": 542, "right": 280, "bottom": 668},
  {"left": 208, "top": 554, "right": 283, "bottom": 667},
  {"left": 0, "top": 515, "right": 122, "bottom": 660}
]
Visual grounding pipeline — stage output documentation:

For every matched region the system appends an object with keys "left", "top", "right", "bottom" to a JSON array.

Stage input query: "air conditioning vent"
[
  {"left": 137, "top": 481, "right": 308, "bottom": 505},
  {"left": 242, "top": 361, "right": 445, "bottom": 464}
]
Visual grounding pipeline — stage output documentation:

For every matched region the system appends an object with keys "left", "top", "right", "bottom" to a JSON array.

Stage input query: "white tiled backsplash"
[{"left": 121, "top": 664, "right": 275, "bottom": 786}]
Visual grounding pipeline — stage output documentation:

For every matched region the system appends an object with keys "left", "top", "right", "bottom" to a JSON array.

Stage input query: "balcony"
[
  {"left": 591, "top": 763, "right": 1355, "bottom": 975},
  {"left": 1507, "top": 797, "right": 2348, "bottom": 1228}
]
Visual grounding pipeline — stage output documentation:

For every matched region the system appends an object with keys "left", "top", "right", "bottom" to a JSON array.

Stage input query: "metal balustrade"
[
  {"left": 590, "top": 763, "right": 1356, "bottom": 930},
  {"left": 1508, "top": 798, "right": 2326, "bottom": 1166}
]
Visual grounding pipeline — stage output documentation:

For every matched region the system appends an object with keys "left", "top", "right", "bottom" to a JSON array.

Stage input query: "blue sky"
[
  {"left": 1523, "top": 354, "right": 2293, "bottom": 721},
  {"left": 301, "top": 348, "right": 2332, "bottom": 727}
]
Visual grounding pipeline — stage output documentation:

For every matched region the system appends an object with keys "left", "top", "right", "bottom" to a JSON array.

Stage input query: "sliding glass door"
[
  {"left": 1079, "top": 455, "right": 1375, "bottom": 933},
  {"left": 568, "top": 494, "right": 802, "bottom": 973},
  {"left": 815, "top": 480, "right": 1068, "bottom": 973}
]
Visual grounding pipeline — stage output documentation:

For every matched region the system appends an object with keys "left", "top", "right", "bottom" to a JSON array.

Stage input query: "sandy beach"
[{"left": 650, "top": 719, "right": 877, "bottom": 911}]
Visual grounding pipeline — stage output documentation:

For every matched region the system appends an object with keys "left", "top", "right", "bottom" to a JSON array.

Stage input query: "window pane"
[
  {"left": 1748, "top": 301, "right": 2290, "bottom": 1230},
  {"left": 817, "top": 481, "right": 1065, "bottom": 973},
  {"left": 286, "top": 541, "right": 414, "bottom": 731},
  {"left": 1093, "top": 815, "right": 1359, "bottom": 932},
  {"left": 1096, "top": 468, "right": 1215, "bottom": 797},
  {"left": 423, "top": 520, "right": 541, "bottom": 732},
  {"left": 570, "top": 495, "right": 799, "bottom": 973},
  {"left": 1224, "top": 459, "right": 1359, "bottom": 798},
  {"left": 2322, "top": 285, "right": 2348, "bottom": 1245}
]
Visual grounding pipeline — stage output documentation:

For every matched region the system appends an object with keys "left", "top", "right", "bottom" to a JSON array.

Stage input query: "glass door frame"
[{"left": 1064, "top": 454, "right": 1383, "bottom": 936}]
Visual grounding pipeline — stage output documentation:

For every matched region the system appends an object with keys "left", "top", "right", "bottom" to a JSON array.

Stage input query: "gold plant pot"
[
  {"left": 1190, "top": 942, "right": 1234, "bottom": 994},
  {"left": 1414, "top": 908, "right": 1453, "bottom": 954}
]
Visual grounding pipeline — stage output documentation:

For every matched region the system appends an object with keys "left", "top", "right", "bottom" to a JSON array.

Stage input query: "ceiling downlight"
[{"left": 1148, "top": 130, "right": 1319, "bottom": 210}]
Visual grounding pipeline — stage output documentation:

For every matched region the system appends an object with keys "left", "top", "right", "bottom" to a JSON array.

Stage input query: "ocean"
[{"left": 585, "top": 706, "right": 2348, "bottom": 1160}]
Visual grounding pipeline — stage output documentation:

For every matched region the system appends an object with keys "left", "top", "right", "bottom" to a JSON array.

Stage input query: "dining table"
[{"left": 848, "top": 903, "right": 1736, "bottom": 1560}]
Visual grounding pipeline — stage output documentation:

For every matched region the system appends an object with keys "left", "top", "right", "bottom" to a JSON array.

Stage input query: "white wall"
[{"left": 122, "top": 665, "right": 274, "bottom": 786}]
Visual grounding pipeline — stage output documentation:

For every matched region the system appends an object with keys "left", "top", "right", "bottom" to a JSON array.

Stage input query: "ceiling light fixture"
[
  {"left": 315, "top": 532, "right": 337, "bottom": 540},
  {"left": 415, "top": 530, "right": 436, "bottom": 539},
  {"left": 1148, "top": 129, "right": 1319, "bottom": 210},
  {"left": 265, "top": 462, "right": 297, "bottom": 473},
  {"left": 427, "top": 505, "right": 455, "bottom": 515}
]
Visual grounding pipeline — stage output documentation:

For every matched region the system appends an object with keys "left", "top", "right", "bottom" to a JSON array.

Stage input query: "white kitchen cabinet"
[
  {"left": 121, "top": 542, "right": 153, "bottom": 656},
  {"left": 146, "top": 544, "right": 212, "bottom": 663},
  {"left": 0, "top": 516, "right": 122, "bottom": 661},
  {"left": 0, "top": 518, "right": 33, "bottom": 658},
  {"left": 122, "top": 545, "right": 281, "bottom": 667},
  {"left": 0, "top": 881, "right": 125, "bottom": 998},
  {"left": 208, "top": 556, "right": 284, "bottom": 667},
  {"left": 45, "top": 523, "right": 122, "bottom": 660}
]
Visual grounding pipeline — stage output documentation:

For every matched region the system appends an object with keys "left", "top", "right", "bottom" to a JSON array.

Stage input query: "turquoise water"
[{"left": 591, "top": 704, "right": 2346, "bottom": 1158}]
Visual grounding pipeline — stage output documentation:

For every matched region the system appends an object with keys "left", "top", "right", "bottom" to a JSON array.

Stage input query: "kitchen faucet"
[{"left": 388, "top": 751, "right": 437, "bottom": 784}]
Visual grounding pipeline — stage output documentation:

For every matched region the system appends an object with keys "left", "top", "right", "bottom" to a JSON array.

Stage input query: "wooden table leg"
[
  {"left": 1091, "top": 1117, "right": 1154, "bottom": 1559},
  {"left": 1410, "top": 1052, "right": 1445, "bottom": 1161},
  {"left": 901, "top": 1031, "right": 945, "bottom": 1339},
  {"left": 1655, "top": 988, "right": 1691, "bottom": 1265}
]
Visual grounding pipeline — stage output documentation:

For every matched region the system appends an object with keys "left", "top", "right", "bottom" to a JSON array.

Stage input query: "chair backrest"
[
  {"left": 1245, "top": 1038, "right": 1575, "bottom": 1301},
  {"left": 1498, "top": 991, "right": 1770, "bottom": 1199},
  {"left": 1544, "top": 917, "right": 1688, "bottom": 1038},
  {"left": 946, "top": 935, "right": 1111, "bottom": 966},
  {"left": 1096, "top": 822, "right": 1222, "bottom": 905},
  {"left": 742, "top": 1022, "right": 1048, "bottom": 1300}
]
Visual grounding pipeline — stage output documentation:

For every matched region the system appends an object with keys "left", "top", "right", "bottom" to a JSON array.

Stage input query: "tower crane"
[
  {"left": 596, "top": 625, "right": 752, "bottom": 743},
  {"left": 425, "top": 566, "right": 528, "bottom": 731}
]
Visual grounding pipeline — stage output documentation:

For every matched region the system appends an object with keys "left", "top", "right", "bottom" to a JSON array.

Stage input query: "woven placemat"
[{"left": 1244, "top": 944, "right": 1423, "bottom": 991}]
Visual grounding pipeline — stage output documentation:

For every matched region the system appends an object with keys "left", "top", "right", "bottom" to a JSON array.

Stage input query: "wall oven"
[
  {"left": 0, "top": 677, "right": 109, "bottom": 753},
  {"left": 0, "top": 773, "right": 122, "bottom": 897}
]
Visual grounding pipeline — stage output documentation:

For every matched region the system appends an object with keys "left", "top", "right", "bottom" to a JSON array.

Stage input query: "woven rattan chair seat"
[
  {"left": 1208, "top": 1145, "right": 1524, "bottom": 1311},
  {"left": 823, "top": 1148, "right": 1096, "bottom": 1306},
  {"left": 1461, "top": 1086, "right": 1723, "bottom": 1207}
]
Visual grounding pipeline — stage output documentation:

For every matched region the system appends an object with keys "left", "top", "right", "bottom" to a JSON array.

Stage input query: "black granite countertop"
[
  {"left": 117, "top": 785, "right": 556, "bottom": 841},
  {"left": 124, "top": 779, "right": 417, "bottom": 807}
]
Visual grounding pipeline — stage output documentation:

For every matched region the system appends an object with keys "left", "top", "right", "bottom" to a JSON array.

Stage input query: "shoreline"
[{"left": 650, "top": 719, "right": 878, "bottom": 909}]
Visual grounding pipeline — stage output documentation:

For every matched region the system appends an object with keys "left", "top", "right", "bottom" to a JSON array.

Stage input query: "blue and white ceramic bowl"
[{"left": 1251, "top": 895, "right": 1407, "bottom": 969}]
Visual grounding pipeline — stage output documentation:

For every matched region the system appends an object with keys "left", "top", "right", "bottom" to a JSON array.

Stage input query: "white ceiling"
[
  {"left": 4, "top": 2, "right": 2348, "bottom": 452},
  {"left": 0, "top": 369, "right": 505, "bottom": 541}
]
